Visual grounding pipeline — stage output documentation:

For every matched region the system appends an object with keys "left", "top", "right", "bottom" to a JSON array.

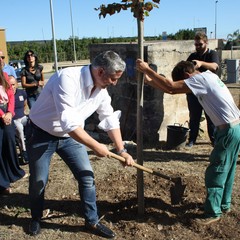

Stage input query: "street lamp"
[
  {"left": 69, "top": 0, "right": 77, "bottom": 63},
  {"left": 215, "top": 0, "right": 218, "bottom": 39}
]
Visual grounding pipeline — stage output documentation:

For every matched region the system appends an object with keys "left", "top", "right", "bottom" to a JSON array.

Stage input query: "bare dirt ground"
[{"left": 0, "top": 137, "right": 240, "bottom": 240}]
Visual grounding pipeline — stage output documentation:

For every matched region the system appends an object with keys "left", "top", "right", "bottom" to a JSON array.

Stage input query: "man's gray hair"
[{"left": 92, "top": 51, "right": 126, "bottom": 74}]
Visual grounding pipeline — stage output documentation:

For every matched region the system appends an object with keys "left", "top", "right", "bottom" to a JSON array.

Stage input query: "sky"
[{"left": 1, "top": 0, "right": 239, "bottom": 42}]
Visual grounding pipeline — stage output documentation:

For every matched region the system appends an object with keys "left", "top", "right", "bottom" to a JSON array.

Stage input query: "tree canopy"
[
  {"left": 95, "top": 0, "right": 160, "bottom": 21},
  {"left": 225, "top": 29, "right": 240, "bottom": 50}
]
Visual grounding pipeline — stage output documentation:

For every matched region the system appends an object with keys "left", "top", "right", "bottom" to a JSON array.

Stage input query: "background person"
[
  {"left": 186, "top": 32, "right": 220, "bottom": 147},
  {"left": 21, "top": 50, "right": 44, "bottom": 109},
  {"left": 0, "top": 69, "right": 25, "bottom": 195},
  {"left": 27, "top": 51, "right": 135, "bottom": 238},
  {"left": 0, "top": 49, "right": 17, "bottom": 78},
  {"left": 9, "top": 75, "right": 29, "bottom": 164},
  {"left": 136, "top": 58, "right": 240, "bottom": 225}
]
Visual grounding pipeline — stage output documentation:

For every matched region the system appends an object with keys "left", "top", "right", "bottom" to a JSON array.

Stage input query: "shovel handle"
[
  {"left": 108, "top": 152, "right": 172, "bottom": 181},
  {"left": 108, "top": 152, "right": 154, "bottom": 174}
]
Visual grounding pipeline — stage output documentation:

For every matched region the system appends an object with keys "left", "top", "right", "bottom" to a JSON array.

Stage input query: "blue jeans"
[
  {"left": 27, "top": 93, "right": 40, "bottom": 109},
  {"left": 27, "top": 124, "right": 99, "bottom": 225}
]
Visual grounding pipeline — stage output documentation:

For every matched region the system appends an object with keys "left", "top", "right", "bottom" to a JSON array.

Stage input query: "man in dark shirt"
[
  {"left": 186, "top": 32, "right": 220, "bottom": 147},
  {"left": 9, "top": 76, "right": 28, "bottom": 164}
]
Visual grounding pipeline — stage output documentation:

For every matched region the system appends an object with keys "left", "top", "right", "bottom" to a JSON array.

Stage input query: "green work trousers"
[{"left": 204, "top": 123, "right": 240, "bottom": 218}]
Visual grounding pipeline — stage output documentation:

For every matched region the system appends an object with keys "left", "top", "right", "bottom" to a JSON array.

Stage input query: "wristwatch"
[{"left": 117, "top": 148, "right": 127, "bottom": 155}]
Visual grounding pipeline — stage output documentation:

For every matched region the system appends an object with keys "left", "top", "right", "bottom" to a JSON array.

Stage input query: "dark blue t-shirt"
[
  {"left": 187, "top": 48, "right": 221, "bottom": 77},
  {"left": 14, "top": 89, "right": 27, "bottom": 119}
]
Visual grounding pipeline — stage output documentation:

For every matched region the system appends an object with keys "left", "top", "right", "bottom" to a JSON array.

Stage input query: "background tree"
[
  {"left": 96, "top": 0, "right": 160, "bottom": 215},
  {"left": 172, "top": 29, "right": 195, "bottom": 40},
  {"left": 225, "top": 29, "right": 240, "bottom": 50},
  {"left": 7, "top": 28, "right": 197, "bottom": 63}
]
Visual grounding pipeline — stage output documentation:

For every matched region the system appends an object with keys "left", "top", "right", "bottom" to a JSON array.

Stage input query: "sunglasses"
[
  {"left": 194, "top": 43, "right": 204, "bottom": 47},
  {"left": 27, "top": 53, "right": 34, "bottom": 57},
  {"left": 0, "top": 56, "right": 5, "bottom": 59}
]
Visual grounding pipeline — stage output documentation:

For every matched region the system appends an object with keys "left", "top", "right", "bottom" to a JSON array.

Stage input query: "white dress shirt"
[{"left": 30, "top": 65, "right": 121, "bottom": 137}]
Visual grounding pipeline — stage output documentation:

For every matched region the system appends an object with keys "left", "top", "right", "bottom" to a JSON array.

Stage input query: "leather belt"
[
  {"left": 29, "top": 119, "right": 69, "bottom": 139},
  {"left": 216, "top": 119, "right": 240, "bottom": 130}
]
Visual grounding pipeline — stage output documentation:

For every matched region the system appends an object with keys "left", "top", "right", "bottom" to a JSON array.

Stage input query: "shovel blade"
[{"left": 170, "top": 183, "right": 186, "bottom": 205}]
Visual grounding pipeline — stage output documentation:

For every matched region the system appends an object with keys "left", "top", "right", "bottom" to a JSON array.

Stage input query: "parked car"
[{"left": 9, "top": 60, "right": 25, "bottom": 82}]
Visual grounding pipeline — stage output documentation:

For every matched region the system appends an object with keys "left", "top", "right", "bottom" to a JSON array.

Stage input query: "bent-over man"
[{"left": 136, "top": 59, "right": 240, "bottom": 225}]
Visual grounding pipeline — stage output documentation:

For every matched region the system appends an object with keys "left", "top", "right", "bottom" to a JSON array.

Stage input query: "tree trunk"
[{"left": 136, "top": 18, "right": 144, "bottom": 216}]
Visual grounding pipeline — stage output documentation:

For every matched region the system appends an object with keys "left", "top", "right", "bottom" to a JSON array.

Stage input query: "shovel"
[{"left": 108, "top": 152, "right": 186, "bottom": 205}]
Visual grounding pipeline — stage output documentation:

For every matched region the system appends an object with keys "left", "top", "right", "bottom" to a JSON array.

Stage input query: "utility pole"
[
  {"left": 49, "top": 0, "right": 58, "bottom": 71},
  {"left": 69, "top": 0, "right": 77, "bottom": 62},
  {"left": 215, "top": 0, "right": 218, "bottom": 39}
]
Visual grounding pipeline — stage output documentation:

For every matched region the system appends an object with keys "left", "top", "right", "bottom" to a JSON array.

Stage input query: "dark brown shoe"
[
  {"left": 85, "top": 222, "right": 115, "bottom": 239},
  {"left": 0, "top": 188, "right": 12, "bottom": 195},
  {"left": 29, "top": 219, "right": 41, "bottom": 236}
]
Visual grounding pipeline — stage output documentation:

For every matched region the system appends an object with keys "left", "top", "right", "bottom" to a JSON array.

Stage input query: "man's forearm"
[
  {"left": 107, "top": 128, "right": 125, "bottom": 152},
  {"left": 69, "top": 127, "right": 100, "bottom": 150},
  {"left": 201, "top": 61, "right": 219, "bottom": 72}
]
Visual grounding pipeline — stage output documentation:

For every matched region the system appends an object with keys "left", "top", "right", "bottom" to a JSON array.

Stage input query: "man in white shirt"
[
  {"left": 27, "top": 51, "right": 134, "bottom": 238},
  {"left": 136, "top": 59, "right": 240, "bottom": 225}
]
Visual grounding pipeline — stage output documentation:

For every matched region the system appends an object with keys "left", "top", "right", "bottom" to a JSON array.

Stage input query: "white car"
[{"left": 9, "top": 60, "right": 25, "bottom": 82}]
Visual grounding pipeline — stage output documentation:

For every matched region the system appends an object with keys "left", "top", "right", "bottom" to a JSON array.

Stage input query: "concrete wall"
[
  {"left": 222, "top": 50, "right": 240, "bottom": 60},
  {"left": 145, "top": 39, "right": 222, "bottom": 78}
]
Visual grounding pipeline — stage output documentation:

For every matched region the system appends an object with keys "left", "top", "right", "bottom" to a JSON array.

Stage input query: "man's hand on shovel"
[
  {"left": 90, "top": 141, "right": 134, "bottom": 167},
  {"left": 114, "top": 151, "right": 135, "bottom": 167}
]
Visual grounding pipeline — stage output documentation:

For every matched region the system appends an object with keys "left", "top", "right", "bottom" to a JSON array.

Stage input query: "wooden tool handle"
[
  {"left": 108, "top": 152, "right": 175, "bottom": 182},
  {"left": 108, "top": 152, "right": 154, "bottom": 174}
]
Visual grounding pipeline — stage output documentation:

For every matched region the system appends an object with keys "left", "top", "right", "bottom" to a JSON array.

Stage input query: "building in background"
[{"left": 0, "top": 29, "right": 8, "bottom": 62}]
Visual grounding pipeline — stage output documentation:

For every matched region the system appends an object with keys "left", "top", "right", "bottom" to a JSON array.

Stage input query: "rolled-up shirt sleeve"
[
  {"left": 95, "top": 89, "right": 121, "bottom": 131},
  {"left": 98, "top": 110, "right": 121, "bottom": 132}
]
